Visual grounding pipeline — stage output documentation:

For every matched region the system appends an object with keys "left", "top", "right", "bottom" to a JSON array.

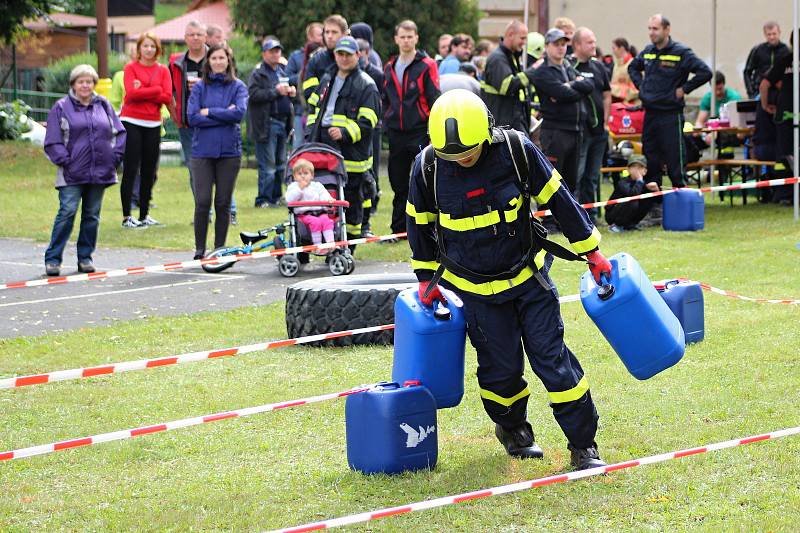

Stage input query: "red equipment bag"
[{"left": 608, "top": 103, "right": 645, "bottom": 135}]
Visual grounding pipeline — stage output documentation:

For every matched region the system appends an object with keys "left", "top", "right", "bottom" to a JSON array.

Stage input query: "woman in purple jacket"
[
  {"left": 43, "top": 64, "right": 126, "bottom": 276},
  {"left": 187, "top": 45, "right": 248, "bottom": 259}
]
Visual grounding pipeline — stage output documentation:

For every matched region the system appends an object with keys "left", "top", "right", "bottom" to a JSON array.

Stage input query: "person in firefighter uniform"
[{"left": 406, "top": 89, "right": 612, "bottom": 470}]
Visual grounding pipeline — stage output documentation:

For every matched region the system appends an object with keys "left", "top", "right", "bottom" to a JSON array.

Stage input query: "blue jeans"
[
  {"left": 180, "top": 126, "right": 236, "bottom": 214},
  {"left": 577, "top": 129, "right": 608, "bottom": 218},
  {"left": 45, "top": 184, "right": 105, "bottom": 265},
  {"left": 292, "top": 113, "right": 305, "bottom": 151},
  {"left": 255, "top": 118, "right": 288, "bottom": 205}
]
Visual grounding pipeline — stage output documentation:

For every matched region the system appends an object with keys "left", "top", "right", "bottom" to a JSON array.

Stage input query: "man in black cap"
[
  {"left": 531, "top": 28, "right": 594, "bottom": 205},
  {"left": 248, "top": 38, "right": 295, "bottom": 208}
]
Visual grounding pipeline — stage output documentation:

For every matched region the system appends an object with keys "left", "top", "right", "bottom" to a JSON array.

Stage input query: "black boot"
[
  {"left": 568, "top": 443, "right": 606, "bottom": 470},
  {"left": 495, "top": 422, "right": 544, "bottom": 459}
]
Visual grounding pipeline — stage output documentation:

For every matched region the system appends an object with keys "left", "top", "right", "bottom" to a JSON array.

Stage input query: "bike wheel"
[{"left": 201, "top": 248, "right": 239, "bottom": 273}]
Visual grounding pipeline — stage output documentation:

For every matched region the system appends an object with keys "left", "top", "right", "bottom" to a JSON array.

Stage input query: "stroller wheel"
[
  {"left": 328, "top": 251, "right": 348, "bottom": 276},
  {"left": 279, "top": 255, "right": 300, "bottom": 277},
  {"left": 201, "top": 247, "right": 238, "bottom": 273},
  {"left": 344, "top": 254, "right": 355, "bottom": 275}
]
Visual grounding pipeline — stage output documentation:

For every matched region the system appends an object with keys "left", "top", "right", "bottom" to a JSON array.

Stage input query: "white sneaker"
[
  {"left": 122, "top": 216, "right": 142, "bottom": 228},
  {"left": 139, "top": 215, "right": 163, "bottom": 227}
]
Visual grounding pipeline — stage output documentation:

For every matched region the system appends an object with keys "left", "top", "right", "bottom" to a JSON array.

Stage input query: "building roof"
[
  {"left": 131, "top": 0, "right": 232, "bottom": 42},
  {"left": 25, "top": 13, "right": 97, "bottom": 32}
]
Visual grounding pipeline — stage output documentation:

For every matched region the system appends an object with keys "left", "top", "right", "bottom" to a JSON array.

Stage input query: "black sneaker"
[
  {"left": 77, "top": 260, "right": 95, "bottom": 273},
  {"left": 495, "top": 422, "right": 544, "bottom": 459},
  {"left": 45, "top": 263, "right": 60, "bottom": 276},
  {"left": 568, "top": 443, "right": 607, "bottom": 470}
]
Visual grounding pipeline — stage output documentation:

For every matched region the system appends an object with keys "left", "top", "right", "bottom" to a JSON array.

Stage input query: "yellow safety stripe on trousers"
[
  {"left": 331, "top": 114, "right": 361, "bottom": 142},
  {"left": 411, "top": 259, "right": 440, "bottom": 271},
  {"left": 548, "top": 376, "right": 589, "bottom": 404},
  {"left": 775, "top": 162, "right": 786, "bottom": 170},
  {"left": 307, "top": 92, "right": 320, "bottom": 107},
  {"left": 480, "top": 81, "right": 500, "bottom": 95},
  {"left": 344, "top": 157, "right": 373, "bottom": 173},
  {"left": 302, "top": 77, "right": 319, "bottom": 91},
  {"left": 569, "top": 227, "right": 602, "bottom": 255},
  {"left": 406, "top": 201, "right": 438, "bottom": 224},
  {"left": 440, "top": 250, "right": 547, "bottom": 296},
  {"left": 346, "top": 223, "right": 362, "bottom": 234},
  {"left": 357, "top": 107, "right": 378, "bottom": 128},
  {"left": 439, "top": 195, "right": 524, "bottom": 232},
  {"left": 533, "top": 169, "right": 563, "bottom": 204},
  {"left": 659, "top": 54, "right": 682, "bottom": 62},
  {"left": 362, "top": 198, "right": 372, "bottom": 208},
  {"left": 480, "top": 385, "right": 531, "bottom": 407}
]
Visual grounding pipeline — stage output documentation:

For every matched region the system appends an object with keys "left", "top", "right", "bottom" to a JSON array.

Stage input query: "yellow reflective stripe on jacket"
[
  {"left": 331, "top": 114, "right": 361, "bottom": 142},
  {"left": 533, "top": 169, "right": 563, "bottom": 204},
  {"left": 660, "top": 54, "right": 681, "bottom": 62},
  {"left": 570, "top": 227, "right": 602, "bottom": 254},
  {"left": 406, "top": 201, "right": 438, "bottom": 224},
  {"left": 480, "top": 385, "right": 531, "bottom": 407},
  {"left": 440, "top": 250, "right": 546, "bottom": 296},
  {"left": 643, "top": 53, "right": 657, "bottom": 59},
  {"left": 499, "top": 74, "right": 514, "bottom": 95},
  {"left": 548, "top": 376, "right": 589, "bottom": 404},
  {"left": 306, "top": 112, "right": 318, "bottom": 126},
  {"left": 480, "top": 81, "right": 499, "bottom": 95},
  {"left": 302, "top": 77, "right": 319, "bottom": 91},
  {"left": 517, "top": 72, "right": 529, "bottom": 87},
  {"left": 411, "top": 259, "right": 440, "bottom": 271},
  {"left": 439, "top": 194, "right": 524, "bottom": 232},
  {"left": 440, "top": 210, "right": 500, "bottom": 231},
  {"left": 307, "top": 92, "right": 320, "bottom": 106},
  {"left": 358, "top": 106, "right": 378, "bottom": 128},
  {"left": 344, "top": 157, "right": 373, "bottom": 173}
]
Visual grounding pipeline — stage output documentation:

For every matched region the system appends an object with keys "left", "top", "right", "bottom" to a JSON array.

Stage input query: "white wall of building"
[{"left": 548, "top": 0, "right": 793, "bottom": 98}]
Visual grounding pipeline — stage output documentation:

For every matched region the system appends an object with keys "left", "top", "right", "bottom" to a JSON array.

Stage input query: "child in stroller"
[{"left": 285, "top": 158, "right": 336, "bottom": 254}]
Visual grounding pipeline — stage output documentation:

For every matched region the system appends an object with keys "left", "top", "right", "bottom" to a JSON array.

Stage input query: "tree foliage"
[
  {"left": 0, "top": 0, "right": 56, "bottom": 44},
  {"left": 232, "top": 0, "right": 482, "bottom": 60}
]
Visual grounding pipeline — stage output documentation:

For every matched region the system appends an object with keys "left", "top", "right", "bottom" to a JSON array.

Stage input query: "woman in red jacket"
[{"left": 119, "top": 32, "right": 172, "bottom": 228}]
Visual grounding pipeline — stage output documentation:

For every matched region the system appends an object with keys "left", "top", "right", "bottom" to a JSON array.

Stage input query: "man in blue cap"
[
  {"left": 306, "top": 36, "right": 381, "bottom": 245},
  {"left": 248, "top": 38, "right": 295, "bottom": 208}
]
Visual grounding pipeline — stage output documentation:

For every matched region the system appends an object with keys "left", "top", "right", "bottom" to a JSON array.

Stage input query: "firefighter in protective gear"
[{"left": 407, "top": 89, "right": 612, "bottom": 470}]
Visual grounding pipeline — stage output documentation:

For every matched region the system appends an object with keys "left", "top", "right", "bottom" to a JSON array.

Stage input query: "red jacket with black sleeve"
[{"left": 382, "top": 50, "right": 440, "bottom": 134}]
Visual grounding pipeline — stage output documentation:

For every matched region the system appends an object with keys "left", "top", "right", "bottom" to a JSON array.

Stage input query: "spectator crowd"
[{"left": 40, "top": 12, "right": 796, "bottom": 274}]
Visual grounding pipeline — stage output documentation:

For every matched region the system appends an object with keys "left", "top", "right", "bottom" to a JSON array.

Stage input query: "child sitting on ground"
[
  {"left": 605, "top": 153, "right": 660, "bottom": 232},
  {"left": 285, "top": 158, "right": 336, "bottom": 251}
]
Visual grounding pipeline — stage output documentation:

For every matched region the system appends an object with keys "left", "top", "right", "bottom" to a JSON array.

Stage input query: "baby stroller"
[
  {"left": 200, "top": 143, "right": 354, "bottom": 277},
  {"left": 277, "top": 142, "right": 354, "bottom": 277}
]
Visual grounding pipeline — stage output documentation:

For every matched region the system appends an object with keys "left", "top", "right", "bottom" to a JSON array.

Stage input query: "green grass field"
[{"left": 1, "top": 140, "right": 799, "bottom": 531}]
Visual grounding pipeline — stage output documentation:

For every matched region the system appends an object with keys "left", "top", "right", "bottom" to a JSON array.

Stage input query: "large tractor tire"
[{"left": 285, "top": 273, "right": 418, "bottom": 346}]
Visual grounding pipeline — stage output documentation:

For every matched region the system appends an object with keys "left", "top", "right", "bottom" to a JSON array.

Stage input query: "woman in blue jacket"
[
  {"left": 187, "top": 45, "right": 248, "bottom": 259},
  {"left": 43, "top": 64, "right": 126, "bottom": 276}
]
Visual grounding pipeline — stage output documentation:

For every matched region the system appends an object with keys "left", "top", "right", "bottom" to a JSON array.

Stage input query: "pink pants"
[{"left": 298, "top": 214, "right": 335, "bottom": 245}]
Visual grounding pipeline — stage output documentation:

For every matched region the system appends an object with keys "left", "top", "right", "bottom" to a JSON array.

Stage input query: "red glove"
[
  {"left": 418, "top": 281, "right": 447, "bottom": 307},
  {"left": 586, "top": 250, "right": 612, "bottom": 285}
]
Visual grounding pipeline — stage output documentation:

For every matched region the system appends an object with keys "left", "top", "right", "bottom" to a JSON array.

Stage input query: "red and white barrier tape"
[
  {"left": 0, "top": 324, "right": 396, "bottom": 390},
  {"left": 0, "top": 385, "right": 372, "bottom": 462},
  {"left": 533, "top": 177, "right": 800, "bottom": 217},
  {"left": 274, "top": 425, "right": 800, "bottom": 532},
  {"left": 0, "top": 232, "right": 408, "bottom": 291},
  {"left": 3, "top": 283, "right": 796, "bottom": 392}
]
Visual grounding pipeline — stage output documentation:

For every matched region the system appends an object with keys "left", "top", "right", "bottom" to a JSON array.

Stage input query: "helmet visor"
[{"left": 434, "top": 142, "right": 483, "bottom": 162}]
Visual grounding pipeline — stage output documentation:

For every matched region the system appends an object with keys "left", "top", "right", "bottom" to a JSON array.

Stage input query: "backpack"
[{"left": 419, "top": 127, "right": 584, "bottom": 288}]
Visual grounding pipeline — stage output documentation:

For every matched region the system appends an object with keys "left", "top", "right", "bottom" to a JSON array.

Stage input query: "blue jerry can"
[
  {"left": 663, "top": 188, "right": 705, "bottom": 231},
  {"left": 655, "top": 279, "right": 705, "bottom": 344},
  {"left": 580, "top": 253, "right": 685, "bottom": 380},
  {"left": 392, "top": 287, "right": 466, "bottom": 409},
  {"left": 345, "top": 382, "right": 438, "bottom": 475}
]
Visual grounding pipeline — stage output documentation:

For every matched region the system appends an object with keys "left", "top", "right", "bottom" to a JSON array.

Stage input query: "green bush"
[
  {"left": 44, "top": 52, "right": 129, "bottom": 94},
  {"left": 0, "top": 100, "right": 33, "bottom": 140}
]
